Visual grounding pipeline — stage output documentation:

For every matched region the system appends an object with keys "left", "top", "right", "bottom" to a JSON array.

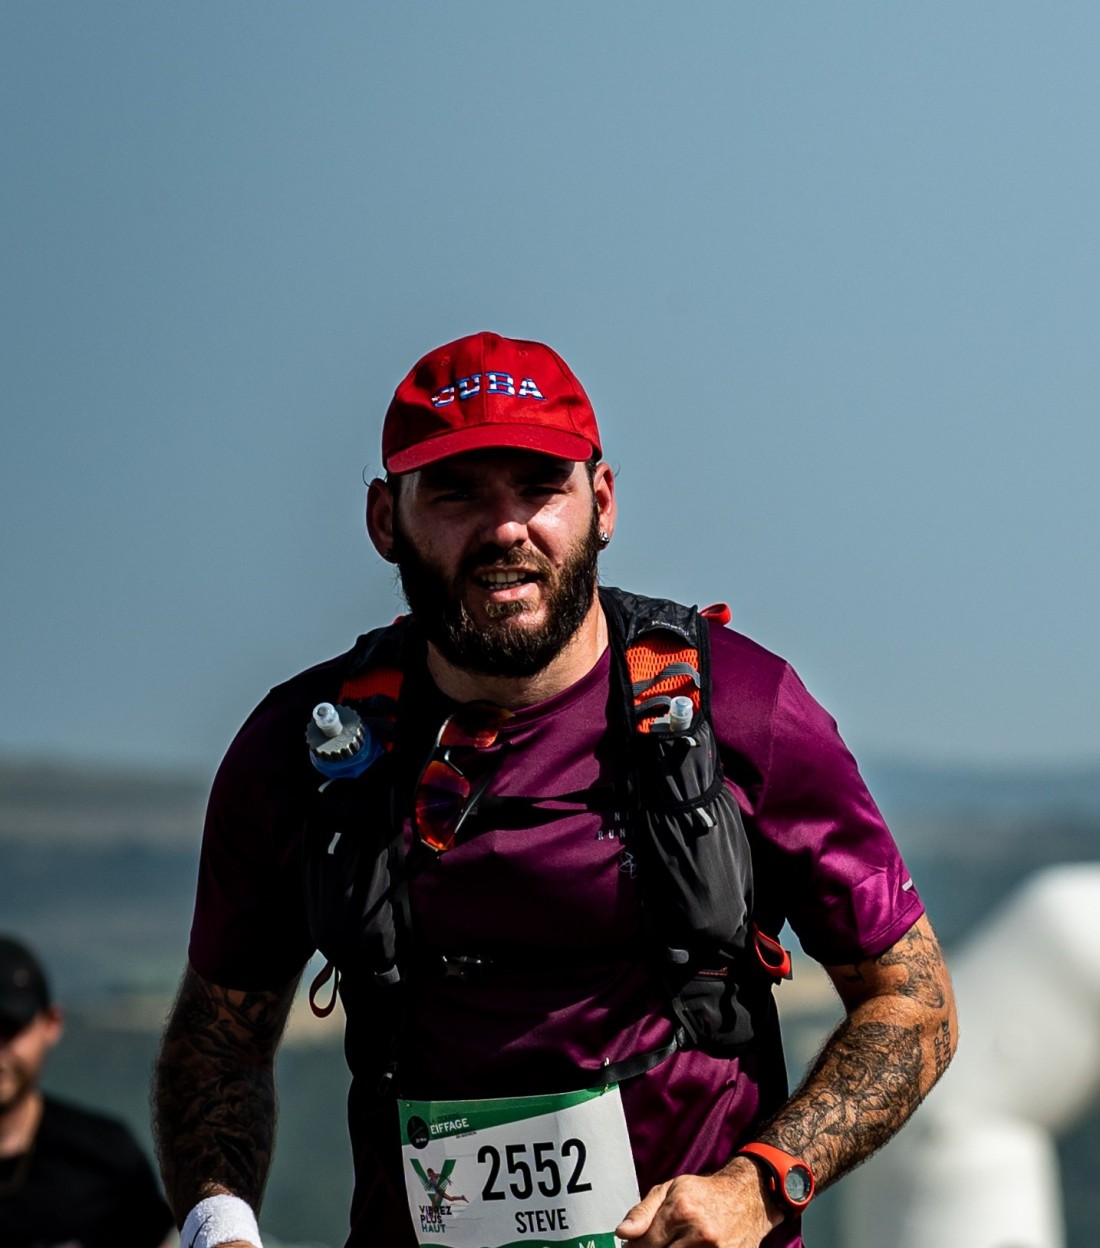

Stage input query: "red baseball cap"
[{"left": 382, "top": 331, "right": 602, "bottom": 474}]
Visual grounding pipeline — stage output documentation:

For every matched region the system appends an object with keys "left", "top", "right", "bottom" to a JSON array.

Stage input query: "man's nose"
[{"left": 475, "top": 497, "right": 529, "bottom": 548}]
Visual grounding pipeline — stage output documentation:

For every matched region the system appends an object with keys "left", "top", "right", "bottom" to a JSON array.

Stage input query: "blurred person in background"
[{"left": 0, "top": 934, "right": 174, "bottom": 1248}]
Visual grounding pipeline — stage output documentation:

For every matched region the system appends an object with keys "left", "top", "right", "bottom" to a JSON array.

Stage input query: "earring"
[{"left": 598, "top": 531, "right": 611, "bottom": 547}]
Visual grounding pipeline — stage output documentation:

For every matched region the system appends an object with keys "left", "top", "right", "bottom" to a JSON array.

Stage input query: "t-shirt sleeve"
[
  {"left": 188, "top": 685, "right": 320, "bottom": 990},
  {"left": 712, "top": 629, "right": 923, "bottom": 965}
]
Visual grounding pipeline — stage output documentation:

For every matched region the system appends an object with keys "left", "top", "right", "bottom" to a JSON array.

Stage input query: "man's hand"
[{"left": 616, "top": 1158, "right": 782, "bottom": 1247}]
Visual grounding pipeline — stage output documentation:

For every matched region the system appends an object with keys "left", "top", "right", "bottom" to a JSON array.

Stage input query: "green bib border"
[{"left": 399, "top": 1085, "right": 610, "bottom": 1139}]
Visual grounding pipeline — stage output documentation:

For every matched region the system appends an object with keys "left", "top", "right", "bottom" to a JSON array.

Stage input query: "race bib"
[{"left": 399, "top": 1085, "right": 640, "bottom": 1248}]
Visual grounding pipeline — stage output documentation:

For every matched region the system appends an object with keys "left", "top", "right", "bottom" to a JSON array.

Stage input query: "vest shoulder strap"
[
  {"left": 338, "top": 616, "right": 410, "bottom": 703},
  {"left": 599, "top": 585, "right": 728, "bottom": 735}
]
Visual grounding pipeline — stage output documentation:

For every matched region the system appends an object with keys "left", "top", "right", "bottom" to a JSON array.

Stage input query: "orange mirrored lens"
[
  {"left": 414, "top": 759, "right": 471, "bottom": 853},
  {"left": 438, "top": 704, "right": 512, "bottom": 751},
  {"left": 415, "top": 704, "right": 510, "bottom": 853}
]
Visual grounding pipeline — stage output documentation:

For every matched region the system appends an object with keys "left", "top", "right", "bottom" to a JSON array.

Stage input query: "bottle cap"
[
  {"left": 312, "top": 703, "right": 343, "bottom": 738},
  {"left": 306, "top": 704, "right": 384, "bottom": 779},
  {"left": 668, "top": 696, "right": 694, "bottom": 731}
]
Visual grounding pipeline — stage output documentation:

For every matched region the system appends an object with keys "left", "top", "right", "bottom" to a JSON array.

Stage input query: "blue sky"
[{"left": 2, "top": 3, "right": 1098, "bottom": 775}]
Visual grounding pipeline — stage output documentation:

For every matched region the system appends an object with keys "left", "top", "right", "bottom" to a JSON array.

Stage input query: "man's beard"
[{"left": 391, "top": 511, "right": 601, "bottom": 679}]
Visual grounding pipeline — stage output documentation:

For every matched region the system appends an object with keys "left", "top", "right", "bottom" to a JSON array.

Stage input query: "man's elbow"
[{"left": 924, "top": 955, "right": 959, "bottom": 1091}]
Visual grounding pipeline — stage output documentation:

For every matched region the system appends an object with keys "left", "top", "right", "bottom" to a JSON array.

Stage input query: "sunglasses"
[{"left": 414, "top": 702, "right": 513, "bottom": 854}]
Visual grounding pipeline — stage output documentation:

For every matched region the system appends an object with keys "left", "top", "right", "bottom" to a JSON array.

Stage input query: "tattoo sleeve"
[
  {"left": 747, "top": 914, "right": 957, "bottom": 1191},
  {"left": 152, "top": 964, "right": 300, "bottom": 1223}
]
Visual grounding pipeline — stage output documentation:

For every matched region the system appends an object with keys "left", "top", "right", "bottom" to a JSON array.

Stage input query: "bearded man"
[{"left": 153, "top": 332, "right": 955, "bottom": 1248}]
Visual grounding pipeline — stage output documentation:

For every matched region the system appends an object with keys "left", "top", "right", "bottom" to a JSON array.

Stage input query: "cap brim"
[
  {"left": 0, "top": 1004, "right": 38, "bottom": 1035},
  {"left": 386, "top": 425, "right": 596, "bottom": 475}
]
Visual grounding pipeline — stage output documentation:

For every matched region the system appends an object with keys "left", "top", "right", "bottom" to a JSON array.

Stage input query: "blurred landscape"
[{"left": 2, "top": 755, "right": 1099, "bottom": 1247}]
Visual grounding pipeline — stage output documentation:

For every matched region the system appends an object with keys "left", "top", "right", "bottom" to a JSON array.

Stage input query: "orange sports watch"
[{"left": 736, "top": 1142, "right": 815, "bottom": 1212}]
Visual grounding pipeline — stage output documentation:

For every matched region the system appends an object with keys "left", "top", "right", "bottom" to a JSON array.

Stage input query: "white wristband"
[{"left": 181, "top": 1195, "right": 263, "bottom": 1248}]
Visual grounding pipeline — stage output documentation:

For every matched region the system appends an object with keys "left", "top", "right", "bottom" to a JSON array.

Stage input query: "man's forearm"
[
  {"left": 152, "top": 966, "right": 298, "bottom": 1223},
  {"left": 747, "top": 915, "right": 957, "bottom": 1190},
  {"left": 756, "top": 1002, "right": 926, "bottom": 1186}
]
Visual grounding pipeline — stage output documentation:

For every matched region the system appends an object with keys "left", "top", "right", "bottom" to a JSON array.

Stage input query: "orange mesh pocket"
[{"left": 627, "top": 637, "right": 700, "bottom": 733}]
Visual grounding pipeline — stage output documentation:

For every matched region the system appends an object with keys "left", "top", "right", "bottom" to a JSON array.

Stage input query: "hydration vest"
[{"left": 301, "top": 586, "right": 790, "bottom": 1089}]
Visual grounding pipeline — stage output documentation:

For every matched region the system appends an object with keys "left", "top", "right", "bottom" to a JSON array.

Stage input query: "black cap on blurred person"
[{"left": 0, "top": 935, "right": 52, "bottom": 1035}]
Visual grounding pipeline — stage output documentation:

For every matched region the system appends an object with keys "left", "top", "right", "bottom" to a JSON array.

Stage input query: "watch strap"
[{"left": 736, "top": 1141, "right": 816, "bottom": 1211}]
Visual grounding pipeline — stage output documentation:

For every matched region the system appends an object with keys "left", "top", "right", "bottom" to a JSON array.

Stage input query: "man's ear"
[
  {"left": 366, "top": 478, "right": 396, "bottom": 562},
  {"left": 41, "top": 1004, "right": 64, "bottom": 1051},
  {"left": 592, "top": 460, "right": 617, "bottom": 544}
]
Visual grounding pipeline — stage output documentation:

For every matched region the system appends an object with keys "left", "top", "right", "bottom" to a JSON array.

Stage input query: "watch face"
[{"left": 783, "top": 1164, "right": 813, "bottom": 1204}]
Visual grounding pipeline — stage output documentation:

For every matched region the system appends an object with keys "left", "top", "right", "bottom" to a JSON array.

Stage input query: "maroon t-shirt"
[{"left": 190, "top": 617, "right": 923, "bottom": 1248}]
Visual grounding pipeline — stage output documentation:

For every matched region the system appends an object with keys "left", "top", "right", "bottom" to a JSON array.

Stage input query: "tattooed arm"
[
  {"left": 617, "top": 914, "right": 957, "bottom": 1247},
  {"left": 759, "top": 912, "right": 957, "bottom": 1181},
  {"left": 152, "top": 964, "right": 301, "bottom": 1240}
]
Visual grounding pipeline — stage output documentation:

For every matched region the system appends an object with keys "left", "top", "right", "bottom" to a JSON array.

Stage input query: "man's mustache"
[{"left": 457, "top": 545, "right": 553, "bottom": 580}]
